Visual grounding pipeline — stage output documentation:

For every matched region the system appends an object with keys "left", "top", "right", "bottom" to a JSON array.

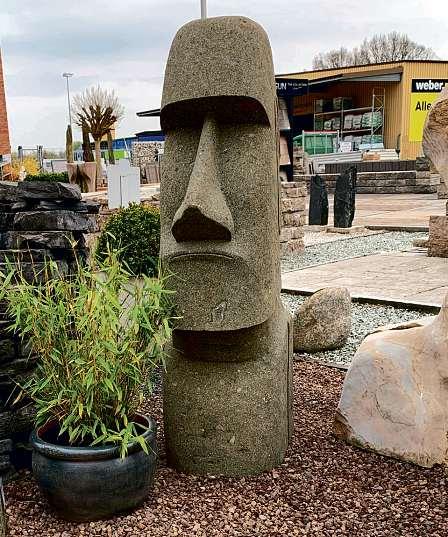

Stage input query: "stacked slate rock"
[
  {"left": 0, "top": 181, "right": 99, "bottom": 481},
  {"left": 334, "top": 166, "right": 357, "bottom": 228},
  {"left": 309, "top": 175, "right": 328, "bottom": 226}
]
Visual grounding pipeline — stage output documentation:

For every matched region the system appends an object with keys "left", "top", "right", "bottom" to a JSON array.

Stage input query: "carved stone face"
[{"left": 160, "top": 17, "right": 279, "bottom": 332}]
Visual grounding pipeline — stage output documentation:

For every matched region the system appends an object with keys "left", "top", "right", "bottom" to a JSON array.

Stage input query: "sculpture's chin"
[{"left": 165, "top": 253, "right": 274, "bottom": 331}]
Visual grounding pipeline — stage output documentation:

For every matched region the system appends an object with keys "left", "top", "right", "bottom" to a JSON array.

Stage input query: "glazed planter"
[{"left": 30, "top": 413, "right": 157, "bottom": 522}]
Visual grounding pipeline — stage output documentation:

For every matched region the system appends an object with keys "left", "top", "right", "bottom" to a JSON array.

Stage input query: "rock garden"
[{"left": 1, "top": 13, "right": 448, "bottom": 537}]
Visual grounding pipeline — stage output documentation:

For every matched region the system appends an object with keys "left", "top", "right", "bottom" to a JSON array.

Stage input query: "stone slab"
[
  {"left": 282, "top": 250, "right": 448, "bottom": 308},
  {"left": 16, "top": 181, "right": 81, "bottom": 201},
  {"left": 13, "top": 211, "right": 98, "bottom": 232}
]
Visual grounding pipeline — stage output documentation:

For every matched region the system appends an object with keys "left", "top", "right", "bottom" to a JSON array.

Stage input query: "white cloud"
[{"left": 1, "top": 0, "right": 447, "bottom": 148}]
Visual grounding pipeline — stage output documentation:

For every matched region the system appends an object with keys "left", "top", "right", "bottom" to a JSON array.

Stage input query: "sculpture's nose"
[{"left": 171, "top": 115, "right": 234, "bottom": 242}]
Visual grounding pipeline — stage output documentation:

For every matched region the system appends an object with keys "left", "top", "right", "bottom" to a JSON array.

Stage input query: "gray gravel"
[
  {"left": 282, "top": 231, "right": 428, "bottom": 272},
  {"left": 282, "top": 294, "right": 432, "bottom": 366}
]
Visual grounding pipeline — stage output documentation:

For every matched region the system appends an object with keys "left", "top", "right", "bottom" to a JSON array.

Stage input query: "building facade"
[
  {"left": 0, "top": 48, "right": 11, "bottom": 178},
  {"left": 280, "top": 60, "right": 448, "bottom": 160}
]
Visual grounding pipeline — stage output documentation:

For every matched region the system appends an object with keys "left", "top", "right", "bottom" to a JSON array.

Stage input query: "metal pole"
[
  {"left": 201, "top": 0, "right": 207, "bottom": 19},
  {"left": 62, "top": 72, "right": 74, "bottom": 134},
  {"left": 62, "top": 72, "right": 74, "bottom": 162},
  {"left": 66, "top": 77, "right": 72, "bottom": 129}
]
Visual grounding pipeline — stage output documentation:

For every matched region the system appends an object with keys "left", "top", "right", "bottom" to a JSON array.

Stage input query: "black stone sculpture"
[
  {"left": 309, "top": 175, "right": 328, "bottom": 225},
  {"left": 334, "top": 166, "right": 357, "bottom": 228}
]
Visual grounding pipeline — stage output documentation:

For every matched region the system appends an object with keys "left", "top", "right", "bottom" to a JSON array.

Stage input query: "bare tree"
[
  {"left": 313, "top": 47, "right": 356, "bottom": 69},
  {"left": 72, "top": 86, "right": 124, "bottom": 189},
  {"left": 313, "top": 32, "right": 437, "bottom": 69}
]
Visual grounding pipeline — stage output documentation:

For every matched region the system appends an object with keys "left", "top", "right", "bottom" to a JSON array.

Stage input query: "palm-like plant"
[{"left": 72, "top": 86, "right": 124, "bottom": 189}]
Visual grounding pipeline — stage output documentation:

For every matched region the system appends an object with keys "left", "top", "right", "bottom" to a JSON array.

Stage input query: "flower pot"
[{"left": 30, "top": 413, "right": 157, "bottom": 522}]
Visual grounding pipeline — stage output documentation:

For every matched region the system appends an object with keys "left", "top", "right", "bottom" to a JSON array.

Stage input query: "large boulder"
[
  {"left": 293, "top": 287, "right": 351, "bottom": 352},
  {"left": 334, "top": 294, "right": 448, "bottom": 468},
  {"left": 16, "top": 181, "right": 81, "bottom": 201},
  {"left": 423, "top": 86, "right": 448, "bottom": 199}
]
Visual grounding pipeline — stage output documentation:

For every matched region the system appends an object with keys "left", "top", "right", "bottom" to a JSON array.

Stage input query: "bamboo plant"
[{"left": 0, "top": 252, "right": 174, "bottom": 457}]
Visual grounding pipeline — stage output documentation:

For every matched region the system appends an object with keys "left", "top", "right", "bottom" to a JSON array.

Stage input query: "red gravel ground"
[{"left": 5, "top": 360, "right": 448, "bottom": 536}]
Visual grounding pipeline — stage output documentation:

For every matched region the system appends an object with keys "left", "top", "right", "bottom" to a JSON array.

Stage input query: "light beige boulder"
[
  {"left": 423, "top": 86, "right": 448, "bottom": 199},
  {"left": 334, "top": 294, "right": 448, "bottom": 468},
  {"left": 293, "top": 287, "right": 351, "bottom": 352}
]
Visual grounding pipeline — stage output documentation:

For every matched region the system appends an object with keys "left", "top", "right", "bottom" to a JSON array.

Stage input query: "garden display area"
[
  {"left": 2, "top": 202, "right": 447, "bottom": 536},
  {"left": 7, "top": 361, "right": 447, "bottom": 537},
  {"left": 2, "top": 12, "right": 448, "bottom": 537}
]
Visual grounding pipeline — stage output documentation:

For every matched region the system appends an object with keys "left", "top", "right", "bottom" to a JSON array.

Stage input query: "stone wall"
[
  {"left": 296, "top": 170, "right": 439, "bottom": 195},
  {"left": 0, "top": 180, "right": 99, "bottom": 480},
  {"left": 130, "top": 142, "right": 163, "bottom": 184},
  {"left": 280, "top": 182, "right": 306, "bottom": 255}
]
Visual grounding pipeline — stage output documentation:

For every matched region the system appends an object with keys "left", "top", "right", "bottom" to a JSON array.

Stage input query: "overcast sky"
[{"left": 1, "top": 0, "right": 447, "bottom": 149}]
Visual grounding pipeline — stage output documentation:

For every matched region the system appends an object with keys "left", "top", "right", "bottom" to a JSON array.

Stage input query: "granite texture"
[
  {"left": 161, "top": 17, "right": 276, "bottom": 131},
  {"left": 160, "top": 21, "right": 280, "bottom": 331},
  {"left": 335, "top": 294, "right": 448, "bottom": 468},
  {"left": 164, "top": 305, "right": 292, "bottom": 475},
  {"left": 160, "top": 16, "right": 291, "bottom": 475}
]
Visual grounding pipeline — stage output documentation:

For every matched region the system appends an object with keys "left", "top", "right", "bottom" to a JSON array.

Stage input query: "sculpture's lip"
[{"left": 166, "top": 251, "right": 241, "bottom": 261}]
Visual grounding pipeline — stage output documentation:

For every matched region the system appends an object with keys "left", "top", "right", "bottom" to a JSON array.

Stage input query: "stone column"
[{"left": 280, "top": 182, "right": 306, "bottom": 254}]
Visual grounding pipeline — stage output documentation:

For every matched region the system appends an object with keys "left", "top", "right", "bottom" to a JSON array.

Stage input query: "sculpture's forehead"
[{"left": 161, "top": 16, "right": 276, "bottom": 130}]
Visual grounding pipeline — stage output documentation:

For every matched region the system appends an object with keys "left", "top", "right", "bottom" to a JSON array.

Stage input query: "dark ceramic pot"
[{"left": 30, "top": 413, "right": 157, "bottom": 522}]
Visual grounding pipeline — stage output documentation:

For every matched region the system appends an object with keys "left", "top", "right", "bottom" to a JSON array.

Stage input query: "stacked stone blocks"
[
  {"left": 280, "top": 182, "right": 306, "bottom": 254},
  {"left": 297, "top": 170, "right": 438, "bottom": 195},
  {"left": 0, "top": 180, "right": 99, "bottom": 480}
]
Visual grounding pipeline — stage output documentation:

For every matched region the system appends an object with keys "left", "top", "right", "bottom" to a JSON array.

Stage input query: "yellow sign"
[{"left": 409, "top": 79, "right": 448, "bottom": 142}]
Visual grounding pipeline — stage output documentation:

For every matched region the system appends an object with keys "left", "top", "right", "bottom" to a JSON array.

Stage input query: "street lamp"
[
  {"left": 201, "top": 0, "right": 207, "bottom": 19},
  {"left": 62, "top": 72, "right": 74, "bottom": 133}
]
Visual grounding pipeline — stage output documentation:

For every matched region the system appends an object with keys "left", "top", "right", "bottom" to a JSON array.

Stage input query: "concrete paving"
[
  {"left": 282, "top": 249, "right": 448, "bottom": 308},
  {"left": 319, "top": 193, "right": 446, "bottom": 230}
]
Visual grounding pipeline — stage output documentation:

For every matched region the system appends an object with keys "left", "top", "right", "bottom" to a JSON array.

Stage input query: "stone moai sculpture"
[
  {"left": 334, "top": 166, "right": 357, "bottom": 228},
  {"left": 160, "top": 16, "right": 293, "bottom": 476},
  {"left": 334, "top": 293, "right": 448, "bottom": 468},
  {"left": 308, "top": 175, "right": 329, "bottom": 226},
  {"left": 423, "top": 86, "right": 448, "bottom": 200}
]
